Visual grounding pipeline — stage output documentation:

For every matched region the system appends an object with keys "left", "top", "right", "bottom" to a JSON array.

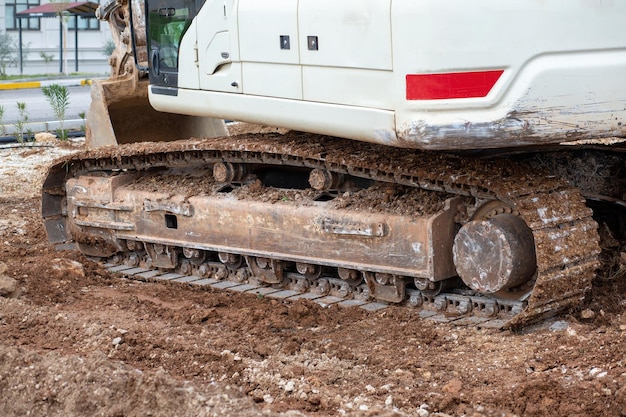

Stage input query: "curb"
[
  {"left": 2, "top": 118, "right": 84, "bottom": 136},
  {"left": 0, "top": 78, "right": 93, "bottom": 90}
]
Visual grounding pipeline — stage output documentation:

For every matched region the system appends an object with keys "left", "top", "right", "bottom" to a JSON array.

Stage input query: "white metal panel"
[
  {"left": 395, "top": 49, "right": 626, "bottom": 149},
  {"left": 197, "top": 0, "right": 242, "bottom": 93},
  {"left": 302, "top": 66, "right": 394, "bottom": 109},
  {"left": 178, "top": 19, "right": 199, "bottom": 89},
  {"left": 202, "top": 31, "right": 231, "bottom": 75},
  {"left": 298, "top": 0, "right": 392, "bottom": 71},
  {"left": 242, "top": 63, "right": 302, "bottom": 99},
  {"left": 150, "top": 89, "right": 397, "bottom": 145},
  {"left": 391, "top": 0, "right": 626, "bottom": 110},
  {"left": 173, "top": 0, "right": 625, "bottom": 149},
  {"left": 390, "top": 0, "right": 626, "bottom": 148},
  {"left": 238, "top": 0, "right": 299, "bottom": 64}
]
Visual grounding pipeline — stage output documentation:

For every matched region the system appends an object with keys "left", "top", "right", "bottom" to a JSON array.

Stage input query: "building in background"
[{"left": 1, "top": 0, "right": 111, "bottom": 75}]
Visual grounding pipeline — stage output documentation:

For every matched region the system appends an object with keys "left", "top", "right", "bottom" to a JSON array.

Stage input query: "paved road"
[{"left": 0, "top": 85, "right": 91, "bottom": 132}]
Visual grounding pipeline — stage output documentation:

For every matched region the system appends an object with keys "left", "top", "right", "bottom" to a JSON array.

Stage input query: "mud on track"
[{"left": 0, "top": 133, "right": 625, "bottom": 417}]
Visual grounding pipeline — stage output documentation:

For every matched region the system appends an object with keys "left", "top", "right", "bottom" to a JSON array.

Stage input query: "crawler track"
[{"left": 42, "top": 133, "right": 601, "bottom": 329}]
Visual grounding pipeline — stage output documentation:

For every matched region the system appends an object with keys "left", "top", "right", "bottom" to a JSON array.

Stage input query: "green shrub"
[{"left": 42, "top": 84, "right": 70, "bottom": 140}]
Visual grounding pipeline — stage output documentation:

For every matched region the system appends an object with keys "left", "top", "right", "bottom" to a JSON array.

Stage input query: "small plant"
[
  {"left": 78, "top": 110, "right": 86, "bottom": 133},
  {"left": 41, "top": 83, "right": 70, "bottom": 140},
  {"left": 13, "top": 102, "right": 29, "bottom": 143},
  {"left": 40, "top": 51, "right": 54, "bottom": 72},
  {"left": 0, "top": 105, "right": 6, "bottom": 136},
  {"left": 102, "top": 39, "right": 116, "bottom": 57}
]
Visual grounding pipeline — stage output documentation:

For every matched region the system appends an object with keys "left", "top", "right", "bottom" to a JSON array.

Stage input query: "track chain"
[
  {"left": 98, "top": 258, "right": 522, "bottom": 329},
  {"left": 44, "top": 133, "right": 601, "bottom": 329}
]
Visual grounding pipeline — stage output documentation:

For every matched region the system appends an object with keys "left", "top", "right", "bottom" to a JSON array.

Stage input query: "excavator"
[{"left": 42, "top": 0, "right": 626, "bottom": 328}]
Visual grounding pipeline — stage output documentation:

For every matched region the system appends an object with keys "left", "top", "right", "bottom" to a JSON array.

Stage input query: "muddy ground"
[{"left": 0, "top": 133, "right": 625, "bottom": 417}]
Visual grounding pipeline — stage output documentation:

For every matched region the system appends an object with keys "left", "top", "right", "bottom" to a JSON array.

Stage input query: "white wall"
[
  {"left": 0, "top": 0, "right": 5, "bottom": 31},
  {"left": 1, "top": 0, "right": 112, "bottom": 75}
]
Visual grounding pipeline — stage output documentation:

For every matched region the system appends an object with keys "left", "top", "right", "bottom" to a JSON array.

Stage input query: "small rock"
[
  {"left": 284, "top": 380, "right": 295, "bottom": 392},
  {"left": 0, "top": 264, "right": 20, "bottom": 298},
  {"left": 34, "top": 132, "right": 57, "bottom": 142},
  {"left": 417, "top": 409, "right": 429, "bottom": 417},
  {"left": 308, "top": 394, "right": 321, "bottom": 406},
  {"left": 51, "top": 258, "right": 85, "bottom": 278},
  {"left": 442, "top": 379, "right": 463, "bottom": 394},
  {"left": 250, "top": 389, "right": 265, "bottom": 403},
  {"left": 380, "top": 383, "right": 393, "bottom": 392},
  {"left": 549, "top": 320, "right": 569, "bottom": 331},
  {"left": 385, "top": 395, "right": 393, "bottom": 406},
  {"left": 580, "top": 309, "right": 596, "bottom": 320},
  {"left": 112, "top": 337, "right": 122, "bottom": 346}
]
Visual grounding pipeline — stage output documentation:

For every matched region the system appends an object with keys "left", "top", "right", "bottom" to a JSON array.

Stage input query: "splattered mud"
[{"left": 0, "top": 132, "right": 625, "bottom": 417}]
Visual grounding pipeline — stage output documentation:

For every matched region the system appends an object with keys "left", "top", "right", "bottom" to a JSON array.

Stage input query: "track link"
[
  {"left": 98, "top": 260, "right": 516, "bottom": 328},
  {"left": 42, "top": 133, "right": 601, "bottom": 329}
]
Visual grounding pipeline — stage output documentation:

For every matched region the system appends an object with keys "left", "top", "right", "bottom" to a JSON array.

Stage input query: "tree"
[{"left": 0, "top": 31, "right": 18, "bottom": 77}]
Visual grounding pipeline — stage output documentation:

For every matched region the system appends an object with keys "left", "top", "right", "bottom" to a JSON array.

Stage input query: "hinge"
[{"left": 194, "top": 42, "right": 199, "bottom": 66}]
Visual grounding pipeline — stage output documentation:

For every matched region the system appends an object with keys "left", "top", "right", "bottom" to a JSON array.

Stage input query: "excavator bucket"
[{"left": 86, "top": 74, "right": 227, "bottom": 148}]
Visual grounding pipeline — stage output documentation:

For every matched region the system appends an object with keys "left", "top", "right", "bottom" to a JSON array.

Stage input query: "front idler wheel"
[{"left": 452, "top": 213, "right": 536, "bottom": 294}]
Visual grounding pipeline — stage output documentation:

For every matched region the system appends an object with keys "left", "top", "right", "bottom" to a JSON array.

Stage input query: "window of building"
[
  {"left": 68, "top": 0, "right": 101, "bottom": 30},
  {"left": 67, "top": 16, "right": 100, "bottom": 31},
  {"left": 5, "top": 0, "right": 41, "bottom": 31}
]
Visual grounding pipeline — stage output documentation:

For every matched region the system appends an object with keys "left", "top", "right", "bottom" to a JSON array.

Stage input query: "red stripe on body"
[{"left": 406, "top": 70, "right": 504, "bottom": 100}]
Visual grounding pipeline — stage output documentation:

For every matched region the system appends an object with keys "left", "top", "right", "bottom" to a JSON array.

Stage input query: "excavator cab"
[{"left": 146, "top": 0, "right": 196, "bottom": 88}]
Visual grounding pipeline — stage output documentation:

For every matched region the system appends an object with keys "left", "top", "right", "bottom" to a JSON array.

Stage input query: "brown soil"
[{"left": 0, "top": 136, "right": 625, "bottom": 417}]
